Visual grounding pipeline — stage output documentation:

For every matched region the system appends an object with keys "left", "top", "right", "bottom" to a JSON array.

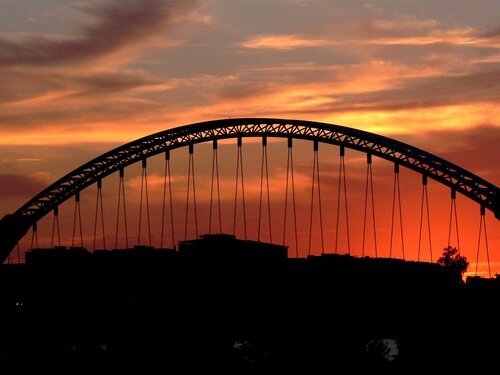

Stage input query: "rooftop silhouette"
[{"left": 1, "top": 233, "right": 499, "bottom": 372}]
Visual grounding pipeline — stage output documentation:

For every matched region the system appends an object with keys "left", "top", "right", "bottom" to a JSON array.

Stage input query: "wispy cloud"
[
  {"left": 0, "top": 174, "right": 48, "bottom": 198},
  {"left": 367, "top": 28, "right": 500, "bottom": 47},
  {"left": 0, "top": 0, "right": 197, "bottom": 67},
  {"left": 241, "top": 34, "right": 332, "bottom": 50},
  {"left": 0, "top": 1, "right": 200, "bottom": 138},
  {"left": 240, "top": 26, "right": 500, "bottom": 50}
]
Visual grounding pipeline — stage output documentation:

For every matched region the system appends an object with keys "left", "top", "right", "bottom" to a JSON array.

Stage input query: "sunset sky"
[{"left": 0, "top": 0, "right": 499, "bottom": 274}]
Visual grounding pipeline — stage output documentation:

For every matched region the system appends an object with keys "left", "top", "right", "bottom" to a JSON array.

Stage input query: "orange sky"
[{"left": 0, "top": 0, "right": 499, "bottom": 275}]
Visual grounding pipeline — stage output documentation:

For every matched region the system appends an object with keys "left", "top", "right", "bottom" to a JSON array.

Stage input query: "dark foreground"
[{"left": 0, "top": 234, "right": 499, "bottom": 372}]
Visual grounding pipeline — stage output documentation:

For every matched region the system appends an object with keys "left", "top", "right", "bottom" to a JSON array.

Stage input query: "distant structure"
[
  {"left": 0, "top": 118, "right": 498, "bottom": 263},
  {"left": 178, "top": 233, "right": 288, "bottom": 259},
  {"left": 3, "top": 234, "right": 497, "bottom": 371}
]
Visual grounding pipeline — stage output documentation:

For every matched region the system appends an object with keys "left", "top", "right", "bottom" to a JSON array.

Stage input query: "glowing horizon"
[{"left": 0, "top": 1, "right": 499, "bottom": 273}]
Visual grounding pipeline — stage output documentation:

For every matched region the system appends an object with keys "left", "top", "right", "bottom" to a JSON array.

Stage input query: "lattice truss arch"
[{"left": 16, "top": 118, "right": 499, "bottom": 224}]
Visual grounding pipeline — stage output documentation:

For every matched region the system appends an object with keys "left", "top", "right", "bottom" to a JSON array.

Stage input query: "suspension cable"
[
  {"left": 233, "top": 136, "right": 247, "bottom": 239},
  {"left": 209, "top": 139, "right": 223, "bottom": 234},
  {"left": 362, "top": 153, "right": 378, "bottom": 257},
  {"left": 191, "top": 145, "right": 199, "bottom": 239},
  {"left": 184, "top": 144, "right": 198, "bottom": 240},
  {"left": 397, "top": 167, "right": 404, "bottom": 259},
  {"left": 240, "top": 139, "right": 247, "bottom": 240},
  {"left": 72, "top": 193, "right": 78, "bottom": 247},
  {"left": 308, "top": 141, "right": 325, "bottom": 256},
  {"left": 335, "top": 148, "right": 342, "bottom": 254},
  {"left": 264, "top": 138, "right": 272, "bottom": 243},
  {"left": 30, "top": 222, "right": 39, "bottom": 249},
  {"left": 78, "top": 194, "right": 83, "bottom": 247},
  {"left": 476, "top": 206, "right": 491, "bottom": 277},
  {"left": 418, "top": 175, "right": 432, "bottom": 262},
  {"left": 257, "top": 136, "right": 273, "bottom": 243},
  {"left": 334, "top": 146, "right": 350, "bottom": 254},
  {"left": 161, "top": 150, "right": 176, "bottom": 248},
  {"left": 100, "top": 180, "right": 106, "bottom": 249},
  {"left": 160, "top": 151, "right": 168, "bottom": 248},
  {"left": 233, "top": 139, "right": 240, "bottom": 236},
  {"left": 281, "top": 142, "right": 291, "bottom": 246},
  {"left": 184, "top": 148, "right": 191, "bottom": 241},
  {"left": 342, "top": 147, "right": 350, "bottom": 255},
  {"left": 454, "top": 199, "right": 460, "bottom": 252},
  {"left": 418, "top": 176, "right": 424, "bottom": 261},
  {"left": 258, "top": 138, "right": 264, "bottom": 241},
  {"left": 258, "top": 136, "right": 272, "bottom": 242},
  {"left": 425, "top": 179, "right": 432, "bottom": 262},
  {"left": 50, "top": 206, "right": 60, "bottom": 248},
  {"left": 160, "top": 150, "right": 175, "bottom": 248},
  {"left": 389, "top": 169, "right": 396, "bottom": 258},
  {"left": 93, "top": 181, "right": 100, "bottom": 250},
  {"left": 145, "top": 161, "right": 152, "bottom": 246},
  {"left": 283, "top": 139, "right": 291, "bottom": 246},
  {"left": 475, "top": 211, "right": 482, "bottom": 276},
  {"left": 447, "top": 189, "right": 461, "bottom": 251},
  {"left": 362, "top": 155, "right": 370, "bottom": 257},
  {"left": 209, "top": 141, "right": 216, "bottom": 234},
  {"left": 369, "top": 156, "right": 378, "bottom": 257},
  {"left": 138, "top": 158, "right": 152, "bottom": 246},
  {"left": 484, "top": 208, "right": 491, "bottom": 278},
  {"left": 308, "top": 142, "right": 316, "bottom": 256},
  {"left": 138, "top": 162, "right": 144, "bottom": 244},
  {"left": 216, "top": 146, "right": 222, "bottom": 234},
  {"left": 390, "top": 163, "right": 404, "bottom": 259},
  {"left": 93, "top": 178, "right": 106, "bottom": 250},
  {"left": 122, "top": 168, "right": 129, "bottom": 248},
  {"left": 72, "top": 192, "right": 83, "bottom": 248},
  {"left": 168, "top": 151, "right": 176, "bottom": 248},
  {"left": 317, "top": 143, "right": 325, "bottom": 254},
  {"left": 291, "top": 142, "right": 299, "bottom": 258},
  {"left": 114, "top": 167, "right": 129, "bottom": 249},
  {"left": 283, "top": 137, "right": 299, "bottom": 257}
]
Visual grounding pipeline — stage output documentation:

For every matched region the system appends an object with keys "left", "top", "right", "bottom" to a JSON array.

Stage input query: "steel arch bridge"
[{"left": 1, "top": 118, "right": 499, "bottom": 263}]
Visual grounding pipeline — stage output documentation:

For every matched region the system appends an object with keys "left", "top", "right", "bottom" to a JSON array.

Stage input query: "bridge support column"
[{"left": 0, "top": 214, "right": 32, "bottom": 263}]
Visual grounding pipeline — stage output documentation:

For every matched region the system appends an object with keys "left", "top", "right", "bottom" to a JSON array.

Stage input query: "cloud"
[
  {"left": 0, "top": 1, "right": 201, "bottom": 139},
  {"left": 406, "top": 125, "right": 500, "bottom": 185},
  {"left": 239, "top": 18, "right": 500, "bottom": 50},
  {"left": 67, "top": 70, "right": 164, "bottom": 97},
  {"left": 0, "top": 174, "right": 48, "bottom": 198},
  {"left": 367, "top": 28, "right": 500, "bottom": 48},
  {"left": 281, "top": 67, "right": 500, "bottom": 115},
  {"left": 0, "top": 68, "right": 161, "bottom": 105},
  {"left": 0, "top": 0, "right": 197, "bottom": 67},
  {"left": 340, "top": 17, "right": 499, "bottom": 47},
  {"left": 241, "top": 34, "right": 331, "bottom": 50}
]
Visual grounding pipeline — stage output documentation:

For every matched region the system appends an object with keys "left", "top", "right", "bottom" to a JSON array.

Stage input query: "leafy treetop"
[{"left": 437, "top": 246, "right": 469, "bottom": 278}]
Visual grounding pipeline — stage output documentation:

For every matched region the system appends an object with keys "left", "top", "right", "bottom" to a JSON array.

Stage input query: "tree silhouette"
[{"left": 437, "top": 246, "right": 469, "bottom": 278}]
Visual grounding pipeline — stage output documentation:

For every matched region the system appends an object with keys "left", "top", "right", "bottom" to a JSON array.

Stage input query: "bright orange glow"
[
  {"left": 241, "top": 34, "right": 333, "bottom": 49},
  {"left": 0, "top": 1, "right": 498, "bottom": 274}
]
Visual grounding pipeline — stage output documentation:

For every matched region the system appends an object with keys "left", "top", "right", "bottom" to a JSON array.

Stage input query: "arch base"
[{"left": 0, "top": 215, "right": 31, "bottom": 264}]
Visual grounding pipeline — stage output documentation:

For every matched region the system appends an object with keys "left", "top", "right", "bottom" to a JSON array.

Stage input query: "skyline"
[{"left": 1, "top": 1, "right": 499, "bottom": 274}]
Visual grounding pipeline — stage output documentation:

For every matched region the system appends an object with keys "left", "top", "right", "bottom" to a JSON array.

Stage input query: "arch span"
[{"left": 1, "top": 118, "right": 498, "bottom": 262}]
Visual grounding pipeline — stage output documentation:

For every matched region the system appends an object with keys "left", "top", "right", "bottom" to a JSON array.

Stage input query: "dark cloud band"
[{"left": 0, "top": 0, "right": 197, "bottom": 66}]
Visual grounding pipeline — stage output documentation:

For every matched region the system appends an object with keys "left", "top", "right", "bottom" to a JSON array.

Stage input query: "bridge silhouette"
[
  {"left": 0, "top": 118, "right": 499, "bottom": 371},
  {"left": 0, "top": 118, "right": 498, "bottom": 269}
]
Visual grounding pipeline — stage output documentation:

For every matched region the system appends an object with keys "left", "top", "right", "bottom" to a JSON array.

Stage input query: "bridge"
[{"left": 1, "top": 118, "right": 499, "bottom": 273}]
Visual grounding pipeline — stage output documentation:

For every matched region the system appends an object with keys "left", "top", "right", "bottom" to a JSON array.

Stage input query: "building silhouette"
[{"left": 0, "top": 234, "right": 499, "bottom": 372}]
